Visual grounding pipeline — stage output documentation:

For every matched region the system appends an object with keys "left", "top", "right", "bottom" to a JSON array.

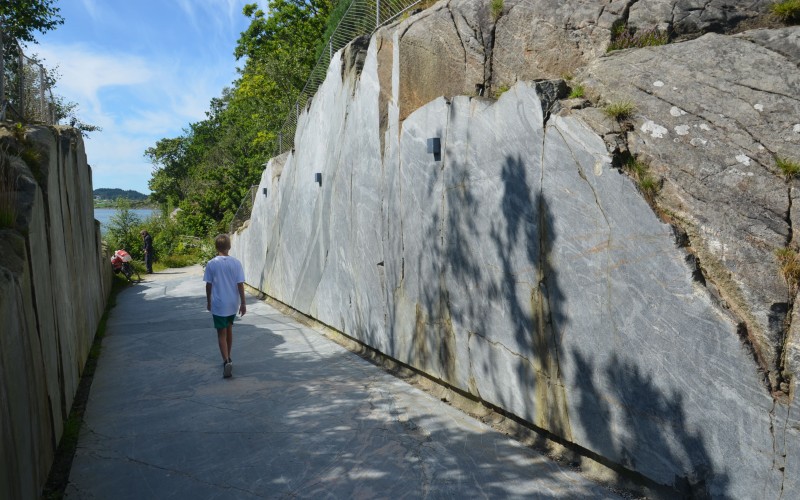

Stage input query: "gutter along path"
[{"left": 66, "top": 265, "right": 620, "bottom": 499}]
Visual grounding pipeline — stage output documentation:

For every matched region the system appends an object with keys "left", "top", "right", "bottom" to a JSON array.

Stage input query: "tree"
[
  {"left": 144, "top": 0, "right": 337, "bottom": 238},
  {"left": 0, "top": 0, "right": 64, "bottom": 43},
  {"left": 107, "top": 198, "right": 143, "bottom": 259}
]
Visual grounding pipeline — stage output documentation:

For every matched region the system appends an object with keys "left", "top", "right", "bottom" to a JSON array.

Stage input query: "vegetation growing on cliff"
[
  {"left": 771, "top": 0, "right": 800, "bottom": 23},
  {"left": 607, "top": 22, "right": 669, "bottom": 52},
  {"left": 777, "top": 157, "right": 800, "bottom": 179},
  {"left": 146, "top": 1, "right": 335, "bottom": 238},
  {"left": 604, "top": 100, "right": 637, "bottom": 122}
]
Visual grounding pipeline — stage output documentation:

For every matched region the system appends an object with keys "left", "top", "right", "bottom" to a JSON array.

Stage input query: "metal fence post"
[
  {"left": 18, "top": 48, "right": 24, "bottom": 119},
  {"left": 376, "top": 0, "right": 380, "bottom": 27},
  {"left": 39, "top": 66, "right": 46, "bottom": 122},
  {"left": 0, "top": 27, "right": 5, "bottom": 110},
  {"left": 279, "top": 132, "right": 282, "bottom": 153}
]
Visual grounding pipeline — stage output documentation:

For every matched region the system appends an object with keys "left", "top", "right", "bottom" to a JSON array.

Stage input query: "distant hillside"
[{"left": 93, "top": 188, "right": 148, "bottom": 201}]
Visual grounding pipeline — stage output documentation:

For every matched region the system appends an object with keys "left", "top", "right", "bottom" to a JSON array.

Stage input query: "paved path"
[{"left": 66, "top": 266, "right": 620, "bottom": 499}]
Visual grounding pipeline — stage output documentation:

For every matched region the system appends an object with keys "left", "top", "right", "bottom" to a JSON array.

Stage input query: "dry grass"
[{"left": 776, "top": 247, "right": 800, "bottom": 290}]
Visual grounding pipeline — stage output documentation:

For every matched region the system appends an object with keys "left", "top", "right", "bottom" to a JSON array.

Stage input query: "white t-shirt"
[{"left": 203, "top": 255, "right": 245, "bottom": 316}]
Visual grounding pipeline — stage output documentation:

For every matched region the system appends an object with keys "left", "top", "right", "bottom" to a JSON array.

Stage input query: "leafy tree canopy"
[
  {"left": 0, "top": 0, "right": 64, "bottom": 43},
  {"left": 145, "top": 0, "right": 337, "bottom": 237}
]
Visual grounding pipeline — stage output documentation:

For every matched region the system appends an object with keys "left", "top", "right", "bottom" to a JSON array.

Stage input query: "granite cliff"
[
  {"left": 232, "top": 0, "right": 799, "bottom": 497},
  {"left": 0, "top": 125, "right": 111, "bottom": 499}
]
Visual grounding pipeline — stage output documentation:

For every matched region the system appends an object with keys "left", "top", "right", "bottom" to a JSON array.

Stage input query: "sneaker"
[{"left": 223, "top": 361, "right": 232, "bottom": 378}]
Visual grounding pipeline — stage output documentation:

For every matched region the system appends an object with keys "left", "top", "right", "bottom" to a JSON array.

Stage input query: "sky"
[{"left": 30, "top": 0, "right": 267, "bottom": 194}]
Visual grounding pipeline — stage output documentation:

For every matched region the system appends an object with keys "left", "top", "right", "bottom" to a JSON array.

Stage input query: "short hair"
[{"left": 215, "top": 234, "right": 231, "bottom": 252}]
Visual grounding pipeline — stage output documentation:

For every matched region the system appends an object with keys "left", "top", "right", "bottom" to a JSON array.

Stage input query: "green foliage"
[
  {"left": 568, "top": 85, "right": 585, "bottom": 98},
  {"left": 491, "top": 0, "right": 504, "bottom": 21},
  {"left": 146, "top": 1, "right": 336, "bottom": 239},
  {"left": 0, "top": 0, "right": 63, "bottom": 43},
  {"left": 771, "top": 0, "right": 800, "bottom": 23},
  {"left": 622, "top": 156, "right": 660, "bottom": 201},
  {"left": 607, "top": 22, "right": 669, "bottom": 51},
  {"left": 316, "top": 0, "right": 354, "bottom": 61},
  {"left": 105, "top": 199, "right": 143, "bottom": 258},
  {"left": 777, "top": 157, "right": 800, "bottom": 179},
  {"left": 494, "top": 84, "right": 511, "bottom": 98},
  {"left": 604, "top": 100, "right": 637, "bottom": 121}
]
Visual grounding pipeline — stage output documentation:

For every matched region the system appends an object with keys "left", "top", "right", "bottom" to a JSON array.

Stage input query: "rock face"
[
  {"left": 0, "top": 126, "right": 111, "bottom": 500},
  {"left": 579, "top": 27, "right": 800, "bottom": 391},
  {"left": 232, "top": 1, "right": 799, "bottom": 497}
]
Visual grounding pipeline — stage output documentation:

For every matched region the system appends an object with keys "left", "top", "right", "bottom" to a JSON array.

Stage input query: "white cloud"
[
  {"left": 32, "top": 0, "right": 272, "bottom": 192},
  {"left": 35, "top": 42, "right": 153, "bottom": 114}
]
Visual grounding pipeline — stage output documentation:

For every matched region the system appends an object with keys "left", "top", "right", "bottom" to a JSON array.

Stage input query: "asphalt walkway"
[{"left": 65, "top": 266, "right": 621, "bottom": 499}]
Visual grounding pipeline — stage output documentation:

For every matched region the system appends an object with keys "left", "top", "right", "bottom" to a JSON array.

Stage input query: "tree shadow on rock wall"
[
  {"left": 408, "top": 146, "right": 730, "bottom": 497},
  {"left": 569, "top": 319, "right": 730, "bottom": 497}
]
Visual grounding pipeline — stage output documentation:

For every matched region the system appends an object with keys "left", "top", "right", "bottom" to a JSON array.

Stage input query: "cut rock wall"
[
  {"left": 0, "top": 125, "right": 112, "bottom": 499},
  {"left": 232, "top": 1, "right": 799, "bottom": 497}
]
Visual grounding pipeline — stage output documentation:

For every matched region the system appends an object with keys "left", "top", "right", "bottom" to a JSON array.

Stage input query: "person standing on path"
[
  {"left": 141, "top": 230, "right": 154, "bottom": 274},
  {"left": 204, "top": 234, "right": 246, "bottom": 378}
]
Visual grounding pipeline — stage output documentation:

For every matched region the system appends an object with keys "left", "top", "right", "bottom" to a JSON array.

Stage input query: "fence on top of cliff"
[
  {"left": 273, "top": 0, "right": 423, "bottom": 156},
  {"left": 230, "top": 185, "right": 260, "bottom": 234},
  {"left": 0, "top": 29, "right": 58, "bottom": 125}
]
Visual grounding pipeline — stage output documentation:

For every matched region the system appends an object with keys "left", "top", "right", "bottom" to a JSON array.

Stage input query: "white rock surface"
[{"left": 232, "top": 23, "right": 798, "bottom": 496}]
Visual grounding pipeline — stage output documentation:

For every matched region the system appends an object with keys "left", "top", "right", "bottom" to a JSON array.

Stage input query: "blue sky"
[{"left": 32, "top": 0, "right": 267, "bottom": 193}]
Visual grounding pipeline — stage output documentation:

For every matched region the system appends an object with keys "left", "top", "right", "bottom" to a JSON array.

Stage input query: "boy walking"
[{"left": 204, "top": 234, "right": 246, "bottom": 378}]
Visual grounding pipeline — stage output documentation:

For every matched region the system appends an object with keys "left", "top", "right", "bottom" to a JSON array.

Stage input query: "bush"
[
  {"left": 105, "top": 198, "right": 143, "bottom": 258},
  {"left": 771, "top": 0, "right": 800, "bottom": 23}
]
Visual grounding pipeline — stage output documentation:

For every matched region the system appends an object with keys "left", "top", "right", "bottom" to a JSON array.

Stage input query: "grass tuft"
[
  {"left": 623, "top": 156, "right": 660, "bottom": 201},
  {"left": 777, "top": 157, "right": 800, "bottom": 179},
  {"left": 608, "top": 23, "right": 669, "bottom": 51},
  {"left": 604, "top": 100, "right": 637, "bottom": 121},
  {"left": 771, "top": 0, "right": 800, "bottom": 23},
  {"left": 491, "top": 0, "right": 504, "bottom": 21},
  {"left": 568, "top": 85, "right": 585, "bottom": 98}
]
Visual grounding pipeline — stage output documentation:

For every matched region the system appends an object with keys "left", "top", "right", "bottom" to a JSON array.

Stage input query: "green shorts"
[{"left": 212, "top": 314, "right": 236, "bottom": 329}]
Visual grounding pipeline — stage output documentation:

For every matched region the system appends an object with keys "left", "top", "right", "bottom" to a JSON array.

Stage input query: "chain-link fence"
[
  {"left": 274, "top": 0, "right": 423, "bottom": 155},
  {"left": 229, "top": 185, "right": 260, "bottom": 234},
  {"left": 1, "top": 29, "right": 58, "bottom": 125}
]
